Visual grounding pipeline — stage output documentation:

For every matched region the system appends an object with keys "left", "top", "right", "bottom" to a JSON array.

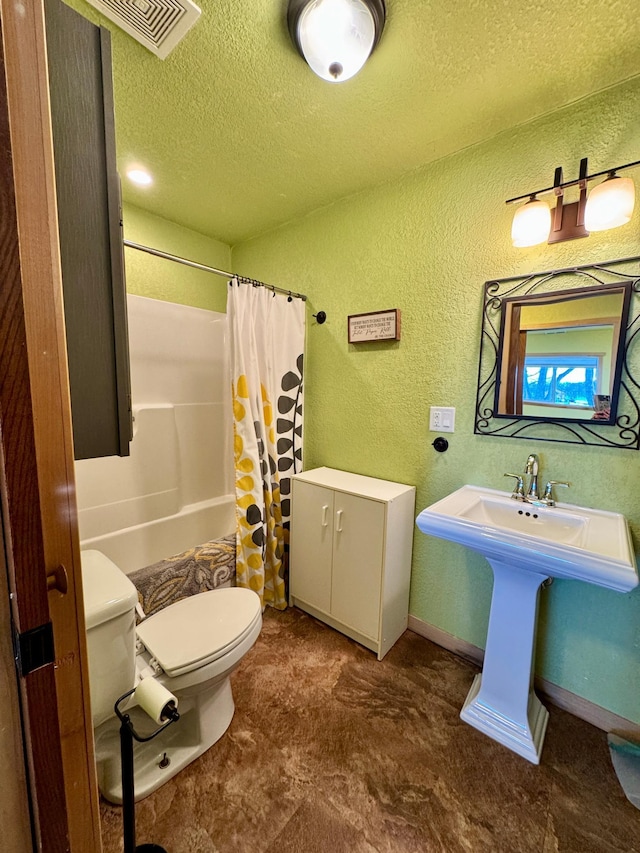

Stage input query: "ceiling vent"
[{"left": 85, "top": 0, "right": 201, "bottom": 60}]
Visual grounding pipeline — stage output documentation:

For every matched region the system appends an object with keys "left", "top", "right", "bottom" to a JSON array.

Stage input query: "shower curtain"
[{"left": 228, "top": 280, "right": 305, "bottom": 609}]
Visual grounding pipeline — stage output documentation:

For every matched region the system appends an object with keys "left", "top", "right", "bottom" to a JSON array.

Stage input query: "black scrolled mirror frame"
[{"left": 474, "top": 255, "right": 640, "bottom": 449}]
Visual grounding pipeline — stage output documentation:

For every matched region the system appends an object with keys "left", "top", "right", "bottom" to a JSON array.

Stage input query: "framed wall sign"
[{"left": 348, "top": 309, "right": 401, "bottom": 343}]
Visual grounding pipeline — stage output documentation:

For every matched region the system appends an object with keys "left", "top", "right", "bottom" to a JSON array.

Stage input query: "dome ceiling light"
[
  {"left": 506, "top": 157, "right": 639, "bottom": 248},
  {"left": 287, "top": 0, "right": 386, "bottom": 83}
]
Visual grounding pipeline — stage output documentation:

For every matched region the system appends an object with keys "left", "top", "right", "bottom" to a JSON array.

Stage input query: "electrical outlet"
[{"left": 429, "top": 406, "right": 455, "bottom": 433}]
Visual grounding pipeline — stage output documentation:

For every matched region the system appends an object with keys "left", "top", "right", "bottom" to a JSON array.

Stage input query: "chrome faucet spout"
[{"left": 525, "top": 454, "right": 539, "bottom": 500}]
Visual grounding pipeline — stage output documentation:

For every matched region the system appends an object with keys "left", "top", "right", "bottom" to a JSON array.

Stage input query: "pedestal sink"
[{"left": 416, "top": 485, "right": 638, "bottom": 763}]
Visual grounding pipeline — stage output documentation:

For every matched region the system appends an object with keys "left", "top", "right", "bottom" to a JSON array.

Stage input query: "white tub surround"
[{"left": 75, "top": 295, "right": 234, "bottom": 572}]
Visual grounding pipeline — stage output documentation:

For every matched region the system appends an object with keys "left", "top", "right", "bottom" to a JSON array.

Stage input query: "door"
[
  {"left": 0, "top": 519, "right": 36, "bottom": 850},
  {"left": 0, "top": 1, "right": 102, "bottom": 849},
  {"left": 0, "top": 11, "right": 70, "bottom": 848},
  {"left": 290, "top": 481, "right": 334, "bottom": 613},
  {"left": 331, "top": 493, "right": 384, "bottom": 639}
]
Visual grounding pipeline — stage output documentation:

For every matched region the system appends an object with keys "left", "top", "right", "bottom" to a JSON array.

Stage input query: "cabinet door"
[
  {"left": 331, "top": 493, "right": 384, "bottom": 639},
  {"left": 290, "top": 481, "right": 334, "bottom": 613}
]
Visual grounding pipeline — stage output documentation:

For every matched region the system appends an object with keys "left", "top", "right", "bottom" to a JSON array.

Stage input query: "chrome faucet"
[
  {"left": 504, "top": 452, "right": 539, "bottom": 501},
  {"left": 525, "top": 454, "right": 539, "bottom": 500},
  {"left": 504, "top": 452, "right": 570, "bottom": 506}
]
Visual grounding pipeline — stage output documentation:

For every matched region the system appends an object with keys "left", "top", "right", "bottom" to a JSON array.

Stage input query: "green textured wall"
[
  {"left": 232, "top": 76, "right": 640, "bottom": 723},
  {"left": 123, "top": 203, "right": 230, "bottom": 311}
]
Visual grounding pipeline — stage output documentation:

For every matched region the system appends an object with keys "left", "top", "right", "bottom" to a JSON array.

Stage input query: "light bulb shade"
[
  {"left": 584, "top": 175, "right": 635, "bottom": 232},
  {"left": 288, "top": 0, "right": 385, "bottom": 82},
  {"left": 511, "top": 198, "right": 552, "bottom": 247}
]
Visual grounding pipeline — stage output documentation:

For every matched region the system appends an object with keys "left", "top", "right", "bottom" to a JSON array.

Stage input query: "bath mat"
[
  {"left": 608, "top": 733, "right": 640, "bottom": 810},
  {"left": 130, "top": 535, "right": 236, "bottom": 617}
]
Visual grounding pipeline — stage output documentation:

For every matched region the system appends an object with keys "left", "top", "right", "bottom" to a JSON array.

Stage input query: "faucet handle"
[
  {"left": 504, "top": 472, "right": 525, "bottom": 499},
  {"left": 542, "top": 480, "right": 570, "bottom": 506}
]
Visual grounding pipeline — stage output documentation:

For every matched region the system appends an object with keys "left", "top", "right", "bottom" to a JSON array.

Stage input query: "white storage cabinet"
[{"left": 289, "top": 467, "right": 416, "bottom": 659}]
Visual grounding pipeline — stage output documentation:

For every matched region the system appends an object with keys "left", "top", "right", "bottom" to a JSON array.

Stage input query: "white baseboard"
[{"left": 408, "top": 615, "right": 640, "bottom": 738}]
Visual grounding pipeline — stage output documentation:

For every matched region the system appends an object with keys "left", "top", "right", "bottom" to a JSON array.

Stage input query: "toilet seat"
[{"left": 136, "top": 587, "right": 261, "bottom": 677}]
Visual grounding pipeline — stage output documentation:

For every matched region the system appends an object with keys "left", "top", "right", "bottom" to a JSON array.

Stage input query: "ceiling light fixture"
[
  {"left": 287, "top": 0, "right": 386, "bottom": 83},
  {"left": 127, "top": 168, "right": 153, "bottom": 187},
  {"left": 506, "top": 157, "right": 639, "bottom": 248}
]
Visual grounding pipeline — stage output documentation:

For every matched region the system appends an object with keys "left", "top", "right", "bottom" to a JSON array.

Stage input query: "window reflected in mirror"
[{"left": 497, "top": 286, "right": 629, "bottom": 422}]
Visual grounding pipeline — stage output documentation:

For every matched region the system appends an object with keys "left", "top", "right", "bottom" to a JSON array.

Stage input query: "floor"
[{"left": 100, "top": 608, "right": 640, "bottom": 853}]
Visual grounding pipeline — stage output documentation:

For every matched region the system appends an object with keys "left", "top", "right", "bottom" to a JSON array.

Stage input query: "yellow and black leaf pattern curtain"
[{"left": 228, "top": 280, "right": 304, "bottom": 609}]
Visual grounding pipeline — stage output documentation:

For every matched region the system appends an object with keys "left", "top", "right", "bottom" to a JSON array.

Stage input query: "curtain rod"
[{"left": 123, "top": 240, "right": 307, "bottom": 301}]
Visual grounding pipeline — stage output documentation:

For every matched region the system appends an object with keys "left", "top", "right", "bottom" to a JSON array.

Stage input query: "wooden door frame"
[
  {"left": 0, "top": 514, "right": 33, "bottom": 851},
  {"left": 0, "top": 1, "right": 102, "bottom": 850}
]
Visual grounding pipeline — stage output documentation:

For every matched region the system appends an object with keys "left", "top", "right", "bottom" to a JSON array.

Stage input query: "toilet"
[{"left": 81, "top": 549, "right": 262, "bottom": 803}]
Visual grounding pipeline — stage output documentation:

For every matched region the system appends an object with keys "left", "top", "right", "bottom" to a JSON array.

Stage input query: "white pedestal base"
[
  {"left": 461, "top": 673, "right": 549, "bottom": 763},
  {"left": 460, "top": 559, "right": 549, "bottom": 764}
]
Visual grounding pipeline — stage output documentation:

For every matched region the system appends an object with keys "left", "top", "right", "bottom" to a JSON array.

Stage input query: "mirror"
[
  {"left": 475, "top": 257, "right": 640, "bottom": 449},
  {"left": 497, "top": 285, "right": 630, "bottom": 422}
]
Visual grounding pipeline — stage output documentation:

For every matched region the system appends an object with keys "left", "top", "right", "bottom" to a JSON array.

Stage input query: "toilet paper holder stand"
[{"left": 115, "top": 687, "right": 181, "bottom": 853}]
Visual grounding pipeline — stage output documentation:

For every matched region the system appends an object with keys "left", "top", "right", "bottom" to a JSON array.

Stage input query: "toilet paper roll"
[{"left": 134, "top": 676, "right": 178, "bottom": 725}]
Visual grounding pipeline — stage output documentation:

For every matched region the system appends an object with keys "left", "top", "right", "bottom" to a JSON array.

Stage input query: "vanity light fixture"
[
  {"left": 584, "top": 172, "right": 636, "bottom": 232},
  {"left": 507, "top": 157, "right": 639, "bottom": 247},
  {"left": 511, "top": 195, "right": 552, "bottom": 248},
  {"left": 287, "top": 0, "right": 386, "bottom": 83}
]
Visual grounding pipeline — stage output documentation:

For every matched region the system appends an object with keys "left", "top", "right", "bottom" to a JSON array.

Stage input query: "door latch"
[{"left": 14, "top": 622, "right": 55, "bottom": 677}]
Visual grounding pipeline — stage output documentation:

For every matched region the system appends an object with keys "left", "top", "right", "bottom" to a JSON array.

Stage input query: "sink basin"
[
  {"left": 416, "top": 484, "right": 637, "bottom": 592},
  {"left": 416, "top": 484, "right": 638, "bottom": 764}
]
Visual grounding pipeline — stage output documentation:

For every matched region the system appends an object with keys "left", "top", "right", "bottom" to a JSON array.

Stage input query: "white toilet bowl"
[{"left": 81, "top": 549, "right": 261, "bottom": 803}]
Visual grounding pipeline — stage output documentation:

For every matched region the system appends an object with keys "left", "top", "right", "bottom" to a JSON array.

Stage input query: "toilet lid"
[{"left": 136, "top": 587, "right": 261, "bottom": 677}]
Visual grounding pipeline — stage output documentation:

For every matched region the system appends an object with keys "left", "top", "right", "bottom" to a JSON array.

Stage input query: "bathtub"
[
  {"left": 75, "top": 401, "right": 235, "bottom": 575},
  {"left": 79, "top": 494, "right": 235, "bottom": 575}
]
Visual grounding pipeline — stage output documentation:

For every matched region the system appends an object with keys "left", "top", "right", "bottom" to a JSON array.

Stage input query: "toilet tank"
[{"left": 81, "top": 550, "right": 138, "bottom": 728}]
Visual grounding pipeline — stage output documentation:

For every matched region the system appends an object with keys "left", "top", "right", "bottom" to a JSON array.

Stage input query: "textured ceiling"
[{"left": 67, "top": 0, "right": 640, "bottom": 245}]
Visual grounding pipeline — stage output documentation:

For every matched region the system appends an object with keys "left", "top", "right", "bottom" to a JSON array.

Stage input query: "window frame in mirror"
[{"left": 474, "top": 256, "right": 640, "bottom": 449}]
